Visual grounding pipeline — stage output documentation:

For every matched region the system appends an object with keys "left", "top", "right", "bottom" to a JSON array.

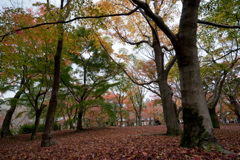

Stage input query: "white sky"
[{"left": 0, "top": 0, "right": 59, "bottom": 9}]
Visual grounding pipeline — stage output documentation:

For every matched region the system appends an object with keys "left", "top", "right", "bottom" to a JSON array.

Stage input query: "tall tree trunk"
[
  {"left": 41, "top": 25, "right": 63, "bottom": 147},
  {"left": 178, "top": 0, "right": 219, "bottom": 149},
  {"left": 159, "top": 80, "right": 181, "bottom": 135},
  {"left": 31, "top": 110, "right": 41, "bottom": 140},
  {"left": 152, "top": 25, "right": 181, "bottom": 135},
  {"left": 228, "top": 95, "right": 240, "bottom": 123},
  {"left": 1, "top": 88, "right": 24, "bottom": 137},
  {"left": 77, "top": 111, "right": 84, "bottom": 131}
]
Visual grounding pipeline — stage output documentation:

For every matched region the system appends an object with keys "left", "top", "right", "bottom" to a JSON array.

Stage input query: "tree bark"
[
  {"left": 41, "top": 26, "right": 63, "bottom": 147},
  {"left": 178, "top": 0, "right": 219, "bottom": 149},
  {"left": 31, "top": 110, "right": 41, "bottom": 140},
  {"left": 1, "top": 87, "right": 24, "bottom": 137},
  {"left": 131, "top": 0, "right": 221, "bottom": 149},
  {"left": 159, "top": 80, "right": 181, "bottom": 135},
  {"left": 153, "top": 28, "right": 181, "bottom": 135},
  {"left": 228, "top": 95, "right": 240, "bottom": 123},
  {"left": 77, "top": 111, "right": 84, "bottom": 131}
]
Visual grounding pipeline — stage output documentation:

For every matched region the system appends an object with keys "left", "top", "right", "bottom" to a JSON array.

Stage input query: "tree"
[
  {"left": 0, "top": 0, "right": 138, "bottom": 146},
  {"left": 0, "top": 8, "right": 37, "bottom": 137},
  {"left": 57, "top": 90, "right": 78, "bottom": 129},
  {"left": 109, "top": 75, "right": 131, "bottom": 127},
  {"left": 127, "top": 85, "right": 146, "bottom": 126},
  {"left": 15, "top": 9, "right": 56, "bottom": 140},
  {"left": 145, "top": 97, "right": 164, "bottom": 125},
  {"left": 198, "top": 0, "right": 240, "bottom": 128},
  {"left": 23, "top": 68, "right": 52, "bottom": 140},
  {"left": 223, "top": 65, "right": 240, "bottom": 123},
  {"left": 61, "top": 27, "right": 120, "bottom": 131},
  {"left": 127, "top": 0, "right": 221, "bottom": 149},
  {"left": 101, "top": 0, "right": 181, "bottom": 135},
  {"left": 41, "top": 0, "right": 71, "bottom": 147}
]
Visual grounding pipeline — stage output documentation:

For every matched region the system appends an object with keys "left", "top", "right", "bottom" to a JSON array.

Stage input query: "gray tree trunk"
[
  {"left": 159, "top": 80, "right": 181, "bottom": 135},
  {"left": 151, "top": 24, "right": 181, "bottom": 135},
  {"left": 178, "top": 0, "right": 219, "bottom": 148},
  {"left": 131, "top": 0, "right": 221, "bottom": 149}
]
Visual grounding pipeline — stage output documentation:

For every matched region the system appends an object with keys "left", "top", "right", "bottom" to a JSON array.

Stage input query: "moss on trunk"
[{"left": 180, "top": 108, "right": 219, "bottom": 150}]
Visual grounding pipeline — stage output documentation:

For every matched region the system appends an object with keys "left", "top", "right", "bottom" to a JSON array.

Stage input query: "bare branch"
[
  {"left": 214, "top": 48, "right": 240, "bottom": 61},
  {"left": 198, "top": 19, "right": 240, "bottom": 29},
  {"left": 0, "top": 7, "right": 139, "bottom": 42},
  {"left": 113, "top": 26, "right": 150, "bottom": 46},
  {"left": 142, "top": 85, "right": 161, "bottom": 97},
  {"left": 61, "top": 79, "right": 80, "bottom": 103}
]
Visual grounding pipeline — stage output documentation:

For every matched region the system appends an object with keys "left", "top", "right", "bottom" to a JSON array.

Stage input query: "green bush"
[
  {"left": 18, "top": 124, "right": 34, "bottom": 134},
  {"left": 18, "top": 122, "right": 61, "bottom": 135}
]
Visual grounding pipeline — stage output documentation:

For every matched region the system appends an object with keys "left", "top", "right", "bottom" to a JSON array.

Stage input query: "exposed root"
[{"left": 201, "top": 142, "right": 236, "bottom": 155}]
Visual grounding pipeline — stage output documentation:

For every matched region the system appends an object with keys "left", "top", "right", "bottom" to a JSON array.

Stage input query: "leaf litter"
[{"left": 0, "top": 125, "right": 239, "bottom": 159}]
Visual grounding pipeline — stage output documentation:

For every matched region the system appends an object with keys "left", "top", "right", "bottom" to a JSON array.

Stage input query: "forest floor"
[{"left": 0, "top": 124, "right": 240, "bottom": 159}]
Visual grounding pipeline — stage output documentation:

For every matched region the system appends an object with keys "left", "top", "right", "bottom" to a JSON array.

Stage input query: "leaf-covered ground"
[{"left": 0, "top": 125, "right": 240, "bottom": 159}]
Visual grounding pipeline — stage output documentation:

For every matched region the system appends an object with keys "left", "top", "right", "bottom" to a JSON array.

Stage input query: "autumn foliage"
[{"left": 0, "top": 125, "right": 239, "bottom": 159}]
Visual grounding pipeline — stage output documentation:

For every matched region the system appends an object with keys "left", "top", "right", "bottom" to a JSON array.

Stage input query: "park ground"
[{"left": 0, "top": 125, "right": 240, "bottom": 159}]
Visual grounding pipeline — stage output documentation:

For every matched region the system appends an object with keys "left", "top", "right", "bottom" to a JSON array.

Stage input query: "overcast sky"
[{"left": 0, "top": 0, "right": 62, "bottom": 10}]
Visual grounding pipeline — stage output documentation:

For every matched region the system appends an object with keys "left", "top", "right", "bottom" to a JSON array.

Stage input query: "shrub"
[
  {"left": 18, "top": 124, "right": 34, "bottom": 134},
  {"left": 18, "top": 122, "right": 61, "bottom": 135}
]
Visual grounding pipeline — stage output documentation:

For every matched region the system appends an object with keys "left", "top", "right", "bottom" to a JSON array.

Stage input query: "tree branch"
[
  {"left": 198, "top": 19, "right": 240, "bottom": 29},
  {"left": 131, "top": 0, "right": 178, "bottom": 48},
  {"left": 61, "top": 79, "right": 80, "bottom": 103},
  {"left": 165, "top": 55, "right": 177, "bottom": 75},
  {"left": 94, "top": 32, "right": 157, "bottom": 86},
  {"left": 0, "top": 7, "right": 139, "bottom": 42},
  {"left": 113, "top": 26, "right": 151, "bottom": 46}
]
